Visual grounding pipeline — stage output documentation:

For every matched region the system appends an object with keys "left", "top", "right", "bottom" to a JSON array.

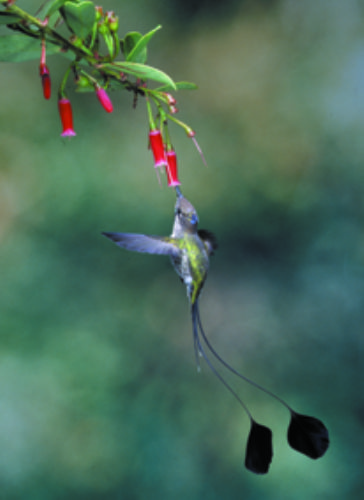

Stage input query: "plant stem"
[{"left": 1, "top": 2, "right": 96, "bottom": 62}]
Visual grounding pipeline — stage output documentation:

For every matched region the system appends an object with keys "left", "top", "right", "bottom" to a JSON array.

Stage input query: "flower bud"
[
  {"left": 95, "top": 6, "right": 103, "bottom": 21},
  {"left": 95, "top": 85, "right": 113, "bottom": 113},
  {"left": 39, "top": 39, "right": 51, "bottom": 100},
  {"left": 169, "top": 104, "right": 179, "bottom": 114},
  {"left": 106, "top": 11, "right": 119, "bottom": 32},
  {"left": 165, "top": 93, "right": 176, "bottom": 105},
  {"left": 39, "top": 64, "right": 51, "bottom": 100}
]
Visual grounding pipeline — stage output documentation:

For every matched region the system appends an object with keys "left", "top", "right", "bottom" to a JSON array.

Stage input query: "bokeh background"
[{"left": 1, "top": 0, "right": 364, "bottom": 498}]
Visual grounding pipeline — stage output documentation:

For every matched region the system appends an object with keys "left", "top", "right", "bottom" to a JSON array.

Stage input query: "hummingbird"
[{"left": 102, "top": 187, "right": 329, "bottom": 474}]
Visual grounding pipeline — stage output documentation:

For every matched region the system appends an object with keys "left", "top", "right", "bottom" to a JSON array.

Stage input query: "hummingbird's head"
[{"left": 173, "top": 195, "right": 199, "bottom": 234}]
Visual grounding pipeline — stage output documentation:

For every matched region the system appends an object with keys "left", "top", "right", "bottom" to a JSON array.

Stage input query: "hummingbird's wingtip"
[{"left": 102, "top": 232, "right": 113, "bottom": 240}]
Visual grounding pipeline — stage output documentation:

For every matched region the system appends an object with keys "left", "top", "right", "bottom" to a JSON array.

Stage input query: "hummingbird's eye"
[{"left": 176, "top": 208, "right": 182, "bottom": 216}]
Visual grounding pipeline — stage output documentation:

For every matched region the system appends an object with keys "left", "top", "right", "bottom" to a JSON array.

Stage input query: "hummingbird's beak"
[{"left": 175, "top": 186, "right": 183, "bottom": 198}]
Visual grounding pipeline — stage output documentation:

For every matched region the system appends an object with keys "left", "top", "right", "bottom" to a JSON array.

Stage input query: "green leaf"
[
  {"left": 122, "top": 32, "right": 142, "bottom": 60},
  {"left": 60, "top": 1, "right": 96, "bottom": 39},
  {"left": 126, "top": 25, "right": 162, "bottom": 64},
  {"left": 156, "top": 81, "right": 198, "bottom": 92},
  {"left": 0, "top": 12, "right": 20, "bottom": 25},
  {"left": 0, "top": 35, "right": 61, "bottom": 62},
  {"left": 103, "top": 61, "right": 176, "bottom": 89},
  {"left": 45, "top": 0, "right": 69, "bottom": 18}
]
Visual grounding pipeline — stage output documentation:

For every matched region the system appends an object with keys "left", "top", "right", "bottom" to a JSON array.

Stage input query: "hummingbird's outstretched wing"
[{"left": 102, "top": 232, "right": 180, "bottom": 256}]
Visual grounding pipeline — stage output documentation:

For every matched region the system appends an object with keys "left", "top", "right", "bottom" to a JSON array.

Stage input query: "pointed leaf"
[
  {"left": 122, "top": 32, "right": 142, "bottom": 60},
  {"left": 155, "top": 81, "right": 198, "bottom": 92},
  {"left": 102, "top": 62, "right": 176, "bottom": 89},
  {"left": 60, "top": 1, "right": 95, "bottom": 39},
  {"left": 0, "top": 35, "right": 60, "bottom": 62},
  {"left": 288, "top": 411, "right": 330, "bottom": 459},
  {"left": 245, "top": 421, "right": 273, "bottom": 474},
  {"left": 45, "top": 0, "right": 69, "bottom": 17},
  {"left": 126, "top": 25, "right": 162, "bottom": 64}
]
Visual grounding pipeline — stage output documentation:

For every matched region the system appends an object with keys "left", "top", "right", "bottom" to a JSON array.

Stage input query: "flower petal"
[{"left": 287, "top": 411, "right": 329, "bottom": 459}]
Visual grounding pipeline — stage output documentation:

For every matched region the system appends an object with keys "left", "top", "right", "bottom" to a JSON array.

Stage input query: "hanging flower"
[
  {"left": 39, "top": 39, "right": 51, "bottom": 100},
  {"left": 95, "top": 85, "right": 113, "bottom": 113},
  {"left": 58, "top": 97, "right": 76, "bottom": 137},
  {"left": 165, "top": 148, "right": 181, "bottom": 187},
  {"left": 149, "top": 129, "right": 167, "bottom": 168}
]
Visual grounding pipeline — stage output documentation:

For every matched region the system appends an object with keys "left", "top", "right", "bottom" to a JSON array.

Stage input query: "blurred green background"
[{"left": 1, "top": 0, "right": 363, "bottom": 498}]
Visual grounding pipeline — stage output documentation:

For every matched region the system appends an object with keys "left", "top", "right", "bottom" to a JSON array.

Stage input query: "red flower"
[
  {"left": 149, "top": 129, "right": 167, "bottom": 168},
  {"left": 39, "top": 39, "right": 51, "bottom": 100},
  {"left": 39, "top": 64, "right": 51, "bottom": 100},
  {"left": 165, "top": 149, "right": 181, "bottom": 187},
  {"left": 58, "top": 98, "right": 76, "bottom": 137},
  {"left": 96, "top": 86, "right": 113, "bottom": 113}
]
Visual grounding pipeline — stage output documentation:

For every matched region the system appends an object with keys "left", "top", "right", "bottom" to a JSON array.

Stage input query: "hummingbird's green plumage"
[
  {"left": 102, "top": 188, "right": 329, "bottom": 475},
  {"left": 102, "top": 192, "right": 217, "bottom": 306}
]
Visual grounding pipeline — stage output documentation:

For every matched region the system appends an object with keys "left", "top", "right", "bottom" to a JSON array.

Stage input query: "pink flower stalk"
[
  {"left": 165, "top": 149, "right": 181, "bottom": 187},
  {"left": 58, "top": 98, "right": 76, "bottom": 137},
  {"left": 96, "top": 86, "right": 113, "bottom": 113},
  {"left": 39, "top": 39, "right": 51, "bottom": 99},
  {"left": 187, "top": 128, "right": 207, "bottom": 166},
  {"left": 149, "top": 129, "right": 167, "bottom": 168}
]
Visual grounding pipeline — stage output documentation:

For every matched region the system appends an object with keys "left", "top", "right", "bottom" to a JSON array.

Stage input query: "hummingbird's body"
[
  {"left": 103, "top": 188, "right": 329, "bottom": 474},
  {"left": 103, "top": 192, "right": 217, "bottom": 306}
]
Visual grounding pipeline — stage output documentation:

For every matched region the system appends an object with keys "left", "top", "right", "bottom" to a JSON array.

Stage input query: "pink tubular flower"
[
  {"left": 96, "top": 85, "right": 113, "bottom": 113},
  {"left": 58, "top": 97, "right": 76, "bottom": 137},
  {"left": 40, "top": 64, "right": 51, "bottom": 100},
  {"left": 39, "top": 39, "right": 51, "bottom": 99},
  {"left": 165, "top": 149, "right": 181, "bottom": 187},
  {"left": 149, "top": 129, "right": 167, "bottom": 168}
]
